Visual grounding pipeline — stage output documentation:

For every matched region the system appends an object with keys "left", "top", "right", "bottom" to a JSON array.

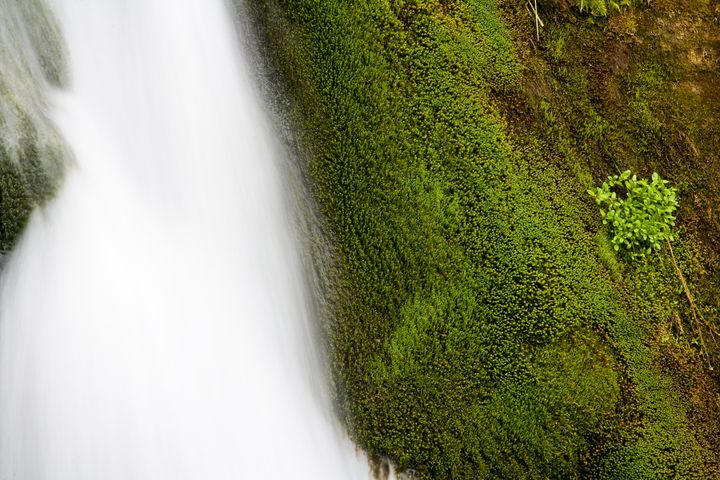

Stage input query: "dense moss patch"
[
  {"left": 0, "top": 119, "right": 60, "bottom": 254},
  {"left": 252, "top": 0, "right": 720, "bottom": 478},
  {"left": 0, "top": 150, "right": 32, "bottom": 253},
  {"left": 506, "top": 0, "right": 720, "bottom": 475}
]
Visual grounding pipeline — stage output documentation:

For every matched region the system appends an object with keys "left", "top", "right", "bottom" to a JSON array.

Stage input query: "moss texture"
[
  {"left": 251, "top": 0, "right": 720, "bottom": 478},
  {"left": 0, "top": 119, "right": 59, "bottom": 254},
  {"left": 0, "top": 0, "right": 66, "bottom": 255}
]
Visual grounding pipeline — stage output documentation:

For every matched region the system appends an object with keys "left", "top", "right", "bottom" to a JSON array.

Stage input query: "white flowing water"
[{"left": 0, "top": 1, "right": 371, "bottom": 478}]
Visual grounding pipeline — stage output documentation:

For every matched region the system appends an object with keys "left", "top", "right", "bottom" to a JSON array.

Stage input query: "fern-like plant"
[{"left": 589, "top": 171, "right": 678, "bottom": 260}]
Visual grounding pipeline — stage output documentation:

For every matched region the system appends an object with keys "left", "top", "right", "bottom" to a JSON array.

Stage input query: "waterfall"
[{"left": 0, "top": 1, "right": 370, "bottom": 478}]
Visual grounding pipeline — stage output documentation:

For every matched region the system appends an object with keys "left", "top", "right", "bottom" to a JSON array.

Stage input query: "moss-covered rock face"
[
  {"left": 509, "top": 1, "right": 720, "bottom": 476},
  {"left": 0, "top": 0, "right": 67, "bottom": 253},
  {"left": 0, "top": 148, "right": 32, "bottom": 254},
  {"left": 253, "top": 0, "right": 720, "bottom": 478}
]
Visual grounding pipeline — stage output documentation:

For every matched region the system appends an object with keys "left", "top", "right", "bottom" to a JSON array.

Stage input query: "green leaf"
[{"left": 591, "top": 171, "right": 678, "bottom": 261}]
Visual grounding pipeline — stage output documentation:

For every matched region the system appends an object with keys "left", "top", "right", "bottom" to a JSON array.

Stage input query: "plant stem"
[{"left": 666, "top": 237, "right": 716, "bottom": 369}]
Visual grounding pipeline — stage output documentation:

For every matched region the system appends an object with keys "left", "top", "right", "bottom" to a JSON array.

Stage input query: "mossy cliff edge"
[
  {"left": 251, "top": 0, "right": 720, "bottom": 478},
  {"left": 0, "top": 0, "right": 66, "bottom": 255}
]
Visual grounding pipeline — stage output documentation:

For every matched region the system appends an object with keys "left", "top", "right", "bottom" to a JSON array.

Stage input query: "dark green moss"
[
  {"left": 0, "top": 121, "right": 59, "bottom": 254},
  {"left": 0, "top": 109, "right": 63, "bottom": 256},
  {"left": 0, "top": 147, "right": 33, "bottom": 254}
]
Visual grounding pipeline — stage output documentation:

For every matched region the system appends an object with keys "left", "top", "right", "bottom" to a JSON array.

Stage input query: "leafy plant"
[
  {"left": 589, "top": 171, "right": 678, "bottom": 260},
  {"left": 578, "top": 0, "right": 632, "bottom": 17}
]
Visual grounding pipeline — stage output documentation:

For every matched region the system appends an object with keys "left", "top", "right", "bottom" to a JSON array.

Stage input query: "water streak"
[{"left": 0, "top": 1, "right": 369, "bottom": 478}]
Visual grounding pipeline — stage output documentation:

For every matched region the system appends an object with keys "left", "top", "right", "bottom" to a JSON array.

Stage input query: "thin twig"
[
  {"left": 527, "top": 0, "right": 543, "bottom": 41},
  {"left": 530, "top": 0, "right": 545, "bottom": 27}
]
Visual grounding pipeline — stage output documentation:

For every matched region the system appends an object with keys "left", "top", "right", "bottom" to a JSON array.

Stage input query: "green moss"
[
  {"left": 253, "top": 0, "right": 720, "bottom": 478},
  {"left": 0, "top": 105, "right": 63, "bottom": 252},
  {"left": 0, "top": 134, "right": 58, "bottom": 254},
  {"left": 0, "top": 148, "right": 33, "bottom": 253}
]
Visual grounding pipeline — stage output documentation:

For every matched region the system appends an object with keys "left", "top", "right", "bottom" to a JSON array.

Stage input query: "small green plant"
[
  {"left": 589, "top": 171, "right": 678, "bottom": 260},
  {"left": 578, "top": 0, "right": 631, "bottom": 17}
]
